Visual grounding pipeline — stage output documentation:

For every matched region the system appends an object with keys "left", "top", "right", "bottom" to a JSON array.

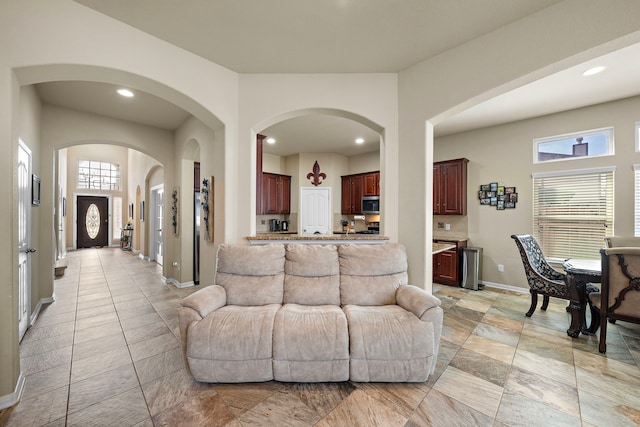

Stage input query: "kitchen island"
[{"left": 247, "top": 233, "right": 390, "bottom": 245}]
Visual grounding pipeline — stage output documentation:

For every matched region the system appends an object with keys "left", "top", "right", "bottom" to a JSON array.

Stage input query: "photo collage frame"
[{"left": 478, "top": 182, "right": 518, "bottom": 210}]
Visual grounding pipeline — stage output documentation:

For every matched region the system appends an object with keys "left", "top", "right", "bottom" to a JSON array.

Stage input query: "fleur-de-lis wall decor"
[{"left": 306, "top": 161, "right": 326, "bottom": 186}]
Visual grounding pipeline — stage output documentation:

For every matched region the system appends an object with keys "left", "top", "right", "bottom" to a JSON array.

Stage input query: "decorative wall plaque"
[{"left": 306, "top": 161, "right": 326, "bottom": 186}]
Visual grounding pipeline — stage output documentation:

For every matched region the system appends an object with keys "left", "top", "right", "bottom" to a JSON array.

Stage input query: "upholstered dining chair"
[
  {"left": 590, "top": 247, "right": 640, "bottom": 353},
  {"left": 511, "top": 234, "right": 571, "bottom": 317},
  {"left": 605, "top": 236, "right": 640, "bottom": 248}
]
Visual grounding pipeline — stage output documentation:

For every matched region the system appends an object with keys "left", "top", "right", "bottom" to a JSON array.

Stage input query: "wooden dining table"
[{"left": 562, "top": 258, "right": 601, "bottom": 337}]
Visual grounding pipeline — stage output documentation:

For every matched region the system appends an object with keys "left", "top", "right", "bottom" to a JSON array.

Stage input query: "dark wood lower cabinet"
[{"left": 433, "top": 239, "right": 467, "bottom": 286}]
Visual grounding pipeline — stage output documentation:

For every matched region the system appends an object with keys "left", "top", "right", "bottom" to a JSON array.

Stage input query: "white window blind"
[
  {"left": 533, "top": 167, "right": 614, "bottom": 260},
  {"left": 634, "top": 165, "right": 640, "bottom": 236}
]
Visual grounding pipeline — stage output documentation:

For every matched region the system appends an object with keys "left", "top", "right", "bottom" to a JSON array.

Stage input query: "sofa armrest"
[
  {"left": 396, "top": 284, "right": 442, "bottom": 318},
  {"left": 181, "top": 284, "right": 227, "bottom": 318}
]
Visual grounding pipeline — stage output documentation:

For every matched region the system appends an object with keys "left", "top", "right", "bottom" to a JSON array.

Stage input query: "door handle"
[{"left": 27, "top": 248, "right": 37, "bottom": 253}]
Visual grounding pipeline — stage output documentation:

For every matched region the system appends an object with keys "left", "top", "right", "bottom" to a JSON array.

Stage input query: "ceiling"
[
  {"left": 35, "top": 1, "right": 640, "bottom": 155},
  {"left": 73, "top": 0, "right": 563, "bottom": 74}
]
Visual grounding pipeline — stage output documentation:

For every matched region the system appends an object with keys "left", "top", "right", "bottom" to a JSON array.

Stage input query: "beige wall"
[
  {"left": 434, "top": 95, "right": 640, "bottom": 290},
  {"left": 262, "top": 153, "right": 284, "bottom": 174},
  {"left": 348, "top": 151, "right": 380, "bottom": 175}
]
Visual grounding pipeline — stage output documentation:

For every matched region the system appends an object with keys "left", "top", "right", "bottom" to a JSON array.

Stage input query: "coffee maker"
[{"left": 269, "top": 219, "right": 280, "bottom": 232}]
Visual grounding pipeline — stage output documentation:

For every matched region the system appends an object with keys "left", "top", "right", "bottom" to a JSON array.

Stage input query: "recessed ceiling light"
[
  {"left": 355, "top": 138, "right": 365, "bottom": 144},
  {"left": 266, "top": 137, "right": 276, "bottom": 144},
  {"left": 117, "top": 88, "right": 134, "bottom": 97},
  {"left": 582, "top": 66, "right": 606, "bottom": 76}
]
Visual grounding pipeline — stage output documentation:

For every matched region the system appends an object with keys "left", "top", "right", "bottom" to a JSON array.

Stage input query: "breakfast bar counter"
[{"left": 247, "top": 233, "right": 390, "bottom": 245}]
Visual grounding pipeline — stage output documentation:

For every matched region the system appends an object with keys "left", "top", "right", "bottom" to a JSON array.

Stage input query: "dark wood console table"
[{"left": 562, "top": 259, "right": 601, "bottom": 337}]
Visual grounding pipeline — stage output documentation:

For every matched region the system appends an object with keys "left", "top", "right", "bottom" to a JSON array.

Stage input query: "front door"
[
  {"left": 77, "top": 196, "right": 109, "bottom": 248},
  {"left": 18, "top": 141, "right": 32, "bottom": 340}
]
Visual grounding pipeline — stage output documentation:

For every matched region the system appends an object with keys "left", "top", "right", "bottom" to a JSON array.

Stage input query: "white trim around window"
[{"left": 533, "top": 127, "right": 614, "bottom": 164}]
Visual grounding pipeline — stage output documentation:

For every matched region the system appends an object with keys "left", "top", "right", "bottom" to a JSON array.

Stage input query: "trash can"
[{"left": 462, "top": 247, "right": 483, "bottom": 290}]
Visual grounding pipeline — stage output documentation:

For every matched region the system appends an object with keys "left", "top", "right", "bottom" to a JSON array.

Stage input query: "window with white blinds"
[
  {"left": 533, "top": 167, "right": 614, "bottom": 261},
  {"left": 634, "top": 165, "right": 640, "bottom": 236}
]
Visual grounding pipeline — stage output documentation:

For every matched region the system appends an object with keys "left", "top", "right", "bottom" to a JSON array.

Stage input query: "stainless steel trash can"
[{"left": 462, "top": 247, "right": 483, "bottom": 290}]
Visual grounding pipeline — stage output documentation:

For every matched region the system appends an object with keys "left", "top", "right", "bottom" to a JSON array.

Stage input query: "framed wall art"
[
  {"left": 478, "top": 183, "right": 517, "bottom": 210},
  {"left": 32, "top": 174, "right": 41, "bottom": 205}
]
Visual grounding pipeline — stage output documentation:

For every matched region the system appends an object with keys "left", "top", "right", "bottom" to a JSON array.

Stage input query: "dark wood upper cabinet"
[
  {"left": 363, "top": 172, "right": 380, "bottom": 196},
  {"left": 341, "top": 171, "right": 378, "bottom": 214},
  {"left": 433, "top": 158, "right": 468, "bottom": 215},
  {"left": 262, "top": 172, "right": 290, "bottom": 214}
]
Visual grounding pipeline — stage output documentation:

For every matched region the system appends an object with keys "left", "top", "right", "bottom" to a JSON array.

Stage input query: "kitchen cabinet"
[
  {"left": 341, "top": 174, "right": 364, "bottom": 214},
  {"left": 433, "top": 239, "right": 467, "bottom": 286},
  {"left": 262, "top": 173, "right": 291, "bottom": 214},
  {"left": 341, "top": 171, "right": 379, "bottom": 214},
  {"left": 363, "top": 172, "right": 380, "bottom": 196},
  {"left": 433, "top": 158, "right": 468, "bottom": 215}
]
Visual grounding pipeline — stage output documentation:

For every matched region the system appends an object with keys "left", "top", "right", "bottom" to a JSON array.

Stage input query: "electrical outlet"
[
  {"left": 445, "top": 224, "right": 451, "bottom": 231},
  {"left": 261, "top": 219, "right": 266, "bottom": 225},
  {"left": 498, "top": 264, "right": 504, "bottom": 272}
]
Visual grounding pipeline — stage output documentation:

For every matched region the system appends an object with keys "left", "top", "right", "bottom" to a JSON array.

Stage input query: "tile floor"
[{"left": 2, "top": 247, "right": 640, "bottom": 426}]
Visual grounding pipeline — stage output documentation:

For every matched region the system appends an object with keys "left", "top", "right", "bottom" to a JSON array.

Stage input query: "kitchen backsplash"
[{"left": 433, "top": 215, "right": 468, "bottom": 239}]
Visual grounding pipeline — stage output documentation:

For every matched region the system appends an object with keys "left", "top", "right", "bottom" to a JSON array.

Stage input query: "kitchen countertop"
[
  {"left": 432, "top": 242, "right": 457, "bottom": 254},
  {"left": 432, "top": 236, "right": 468, "bottom": 242},
  {"left": 248, "top": 233, "right": 390, "bottom": 245}
]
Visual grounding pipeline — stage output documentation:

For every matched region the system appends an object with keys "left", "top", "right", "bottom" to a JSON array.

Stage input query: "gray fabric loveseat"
[{"left": 178, "top": 243, "right": 443, "bottom": 383}]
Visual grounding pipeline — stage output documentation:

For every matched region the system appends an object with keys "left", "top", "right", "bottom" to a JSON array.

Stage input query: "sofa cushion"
[
  {"left": 273, "top": 304, "right": 349, "bottom": 382},
  {"left": 344, "top": 304, "right": 434, "bottom": 382},
  {"left": 284, "top": 244, "right": 340, "bottom": 305},
  {"left": 186, "top": 304, "right": 280, "bottom": 382},
  {"left": 215, "top": 244, "right": 285, "bottom": 306},
  {"left": 339, "top": 243, "right": 408, "bottom": 305}
]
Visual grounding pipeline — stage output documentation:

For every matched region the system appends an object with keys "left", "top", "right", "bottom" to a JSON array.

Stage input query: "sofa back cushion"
[
  {"left": 215, "top": 244, "right": 285, "bottom": 306},
  {"left": 339, "top": 243, "right": 408, "bottom": 305},
  {"left": 284, "top": 244, "right": 340, "bottom": 305}
]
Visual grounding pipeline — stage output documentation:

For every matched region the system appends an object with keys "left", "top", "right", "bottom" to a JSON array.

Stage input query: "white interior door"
[
  {"left": 18, "top": 141, "right": 32, "bottom": 340},
  {"left": 300, "top": 187, "right": 331, "bottom": 234},
  {"left": 151, "top": 186, "right": 164, "bottom": 265}
]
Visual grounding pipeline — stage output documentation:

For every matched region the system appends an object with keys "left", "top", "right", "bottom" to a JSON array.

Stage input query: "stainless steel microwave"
[{"left": 361, "top": 196, "right": 380, "bottom": 214}]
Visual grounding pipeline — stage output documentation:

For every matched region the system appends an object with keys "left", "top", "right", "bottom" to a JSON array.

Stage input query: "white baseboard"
[
  {"left": 0, "top": 371, "right": 25, "bottom": 410},
  {"left": 164, "top": 277, "right": 195, "bottom": 288},
  {"left": 481, "top": 281, "right": 528, "bottom": 294},
  {"left": 29, "top": 296, "right": 55, "bottom": 327}
]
